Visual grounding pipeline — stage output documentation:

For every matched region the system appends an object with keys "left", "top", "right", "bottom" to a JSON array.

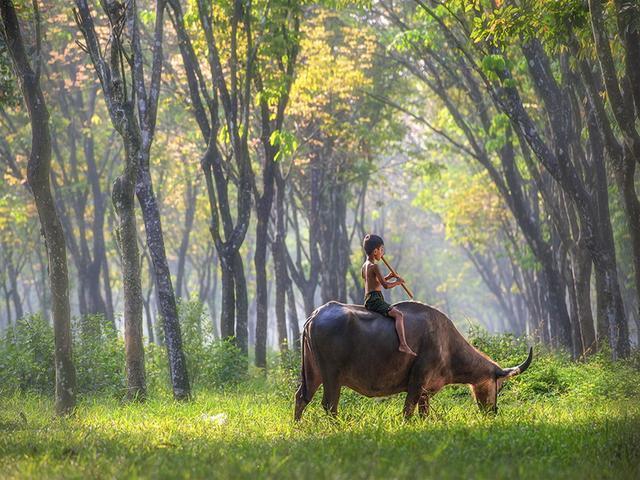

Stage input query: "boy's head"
[{"left": 363, "top": 234, "right": 384, "bottom": 258}]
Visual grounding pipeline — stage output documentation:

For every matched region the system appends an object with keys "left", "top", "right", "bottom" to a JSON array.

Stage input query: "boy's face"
[{"left": 373, "top": 245, "right": 384, "bottom": 260}]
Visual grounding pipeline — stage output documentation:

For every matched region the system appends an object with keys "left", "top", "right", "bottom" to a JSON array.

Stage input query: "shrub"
[
  {"left": 0, "top": 314, "right": 54, "bottom": 394},
  {"left": 145, "top": 342, "right": 169, "bottom": 394},
  {"left": 203, "top": 338, "right": 248, "bottom": 389},
  {"left": 73, "top": 314, "right": 126, "bottom": 396},
  {"left": 467, "top": 324, "right": 532, "bottom": 365},
  {"left": 178, "top": 298, "right": 248, "bottom": 390},
  {"left": 269, "top": 347, "right": 301, "bottom": 397}
]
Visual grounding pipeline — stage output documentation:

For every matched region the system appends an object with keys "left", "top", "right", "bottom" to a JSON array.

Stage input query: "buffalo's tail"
[{"left": 299, "top": 319, "right": 313, "bottom": 401}]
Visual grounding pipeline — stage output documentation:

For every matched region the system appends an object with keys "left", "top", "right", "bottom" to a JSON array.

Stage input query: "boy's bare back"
[{"left": 361, "top": 260, "right": 383, "bottom": 293}]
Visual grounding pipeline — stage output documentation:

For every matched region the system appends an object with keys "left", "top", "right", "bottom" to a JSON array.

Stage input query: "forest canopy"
[{"left": 0, "top": 0, "right": 639, "bottom": 415}]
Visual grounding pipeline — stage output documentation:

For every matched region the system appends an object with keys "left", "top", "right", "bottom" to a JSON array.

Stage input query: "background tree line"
[{"left": 1, "top": 0, "right": 638, "bottom": 414}]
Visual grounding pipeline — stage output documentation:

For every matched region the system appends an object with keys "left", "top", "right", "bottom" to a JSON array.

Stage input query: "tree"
[
  {"left": 75, "top": 0, "right": 191, "bottom": 400},
  {"left": 74, "top": 0, "right": 147, "bottom": 399},
  {"left": 168, "top": 0, "right": 254, "bottom": 355},
  {"left": 373, "top": 0, "right": 632, "bottom": 358},
  {"left": 0, "top": 0, "right": 76, "bottom": 414}
]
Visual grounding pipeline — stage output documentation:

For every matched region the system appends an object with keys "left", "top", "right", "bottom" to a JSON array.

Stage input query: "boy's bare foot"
[{"left": 399, "top": 344, "right": 417, "bottom": 356}]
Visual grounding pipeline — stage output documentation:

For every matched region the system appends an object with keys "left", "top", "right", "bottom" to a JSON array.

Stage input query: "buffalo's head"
[{"left": 471, "top": 347, "right": 533, "bottom": 413}]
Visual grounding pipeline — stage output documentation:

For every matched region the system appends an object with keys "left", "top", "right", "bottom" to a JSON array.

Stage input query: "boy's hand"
[
  {"left": 396, "top": 276, "right": 405, "bottom": 284},
  {"left": 384, "top": 272, "right": 395, "bottom": 281}
]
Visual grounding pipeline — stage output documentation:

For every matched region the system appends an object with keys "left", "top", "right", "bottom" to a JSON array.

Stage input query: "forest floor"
[{"left": 1, "top": 350, "right": 640, "bottom": 479}]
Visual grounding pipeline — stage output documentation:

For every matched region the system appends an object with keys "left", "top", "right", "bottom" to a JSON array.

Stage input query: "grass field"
[{"left": 1, "top": 346, "right": 640, "bottom": 480}]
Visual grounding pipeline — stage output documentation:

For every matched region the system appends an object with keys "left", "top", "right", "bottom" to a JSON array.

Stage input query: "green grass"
[{"left": 1, "top": 352, "right": 640, "bottom": 479}]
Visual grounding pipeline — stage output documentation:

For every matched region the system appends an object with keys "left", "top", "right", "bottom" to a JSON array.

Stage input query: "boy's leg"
[{"left": 388, "top": 307, "right": 417, "bottom": 356}]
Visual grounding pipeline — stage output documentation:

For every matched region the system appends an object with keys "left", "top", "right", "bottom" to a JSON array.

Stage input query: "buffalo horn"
[{"left": 498, "top": 347, "right": 533, "bottom": 378}]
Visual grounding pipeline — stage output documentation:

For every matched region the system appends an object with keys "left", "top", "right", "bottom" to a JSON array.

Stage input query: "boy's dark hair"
[{"left": 363, "top": 234, "right": 384, "bottom": 256}]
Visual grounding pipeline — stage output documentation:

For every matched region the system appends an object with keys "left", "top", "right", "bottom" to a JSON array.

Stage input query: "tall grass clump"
[{"left": 178, "top": 298, "right": 248, "bottom": 391}]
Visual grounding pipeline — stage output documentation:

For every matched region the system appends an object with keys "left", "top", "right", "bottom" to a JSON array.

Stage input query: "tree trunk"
[
  {"left": 286, "top": 280, "right": 300, "bottom": 351},
  {"left": 74, "top": 0, "right": 149, "bottom": 399},
  {"left": 1, "top": 0, "right": 76, "bottom": 414},
  {"left": 176, "top": 179, "right": 197, "bottom": 299},
  {"left": 254, "top": 212, "right": 270, "bottom": 368},
  {"left": 7, "top": 256, "right": 24, "bottom": 320},
  {"left": 573, "top": 244, "right": 596, "bottom": 355},
  {"left": 233, "top": 250, "right": 248, "bottom": 354},
  {"left": 136, "top": 166, "right": 190, "bottom": 400},
  {"left": 102, "top": 247, "right": 115, "bottom": 330},
  {"left": 272, "top": 172, "right": 290, "bottom": 354},
  {"left": 219, "top": 250, "right": 236, "bottom": 339},
  {"left": 114, "top": 166, "right": 146, "bottom": 400}
]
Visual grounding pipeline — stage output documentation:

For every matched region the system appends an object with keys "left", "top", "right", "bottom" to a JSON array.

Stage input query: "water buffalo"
[{"left": 294, "top": 300, "right": 532, "bottom": 420}]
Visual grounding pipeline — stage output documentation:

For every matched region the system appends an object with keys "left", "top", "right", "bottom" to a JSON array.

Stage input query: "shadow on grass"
[{"left": 1, "top": 406, "right": 639, "bottom": 480}]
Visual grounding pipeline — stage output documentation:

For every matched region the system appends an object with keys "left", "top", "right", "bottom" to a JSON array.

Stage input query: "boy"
[{"left": 361, "top": 234, "right": 417, "bottom": 356}]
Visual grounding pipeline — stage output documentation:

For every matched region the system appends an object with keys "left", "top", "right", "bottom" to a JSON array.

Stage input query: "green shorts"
[{"left": 364, "top": 291, "right": 393, "bottom": 316}]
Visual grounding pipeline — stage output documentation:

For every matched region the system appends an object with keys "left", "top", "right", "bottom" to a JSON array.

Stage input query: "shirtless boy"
[{"left": 361, "top": 234, "right": 416, "bottom": 356}]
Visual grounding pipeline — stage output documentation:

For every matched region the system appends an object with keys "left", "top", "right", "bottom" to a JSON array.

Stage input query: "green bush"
[
  {"left": 0, "top": 314, "right": 54, "bottom": 394},
  {"left": 204, "top": 338, "right": 248, "bottom": 389},
  {"left": 178, "top": 298, "right": 248, "bottom": 390},
  {"left": 145, "top": 342, "right": 169, "bottom": 394},
  {"left": 73, "top": 314, "right": 126, "bottom": 396},
  {"left": 268, "top": 347, "right": 301, "bottom": 398},
  {"left": 467, "top": 324, "right": 533, "bottom": 365}
]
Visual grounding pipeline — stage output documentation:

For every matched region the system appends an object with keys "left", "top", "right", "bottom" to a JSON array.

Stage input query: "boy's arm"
[{"left": 374, "top": 264, "right": 404, "bottom": 289}]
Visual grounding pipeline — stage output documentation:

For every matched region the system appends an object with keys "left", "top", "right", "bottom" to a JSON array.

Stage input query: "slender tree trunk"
[
  {"left": 1, "top": 0, "right": 76, "bottom": 414},
  {"left": 1, "top": 272, "right": 12, "bottom": 327},
  {"left": 286, "top": 280, "right": 300, "bottom": 351},
  {"left": 102, "top": 247, "right": 115, "bottom": 329},
  {"left": 615, "top": 146, "right": 640, "bottom": 346},
  {"left": 176, "top": 179, "right": 197, "bottom": 299},
  {"left": 573, "top": 244, "right": 596, "bottom": 354},
  {"left": 74, "top": 0, "right": 148, "bottom": 399},
  {"left": 272, "top": 172, "right": 290, "bottom": 354},
  {"left": 274, "top": 239, "right": 289, "bottom": 354},
  {"left": 589, "top": 110, "right": 629, "bottom": 358},
  {"left": 7, "top": 257, "right": 23, "bottom": 320},
  {"left": 114, "top": 154, "right": 146, "bottom": 400},
  {"left": 234, "top": 250, "right": 248, "bottom": 354},
  {"left": 219, "top": 250, "right": 236, "bottom": 339},
  {"left": 254, "top": 213, "right": 270, "bottom": 368},
  {"left": 136, "top": 166, "right": 190, "bottom": 399}
]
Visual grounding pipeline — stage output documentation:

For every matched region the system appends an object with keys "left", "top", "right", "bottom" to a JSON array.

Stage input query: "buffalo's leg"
[
  {"left": 294, "top": 366, "right": 321, "bottom": 421},
  {"left": 403, "top": 383, "right": 423, "bottom": 419},
  {"left": 321, "top": 378, "right": 341, "bottom": 416},
  {"left": 294, "top": 378, "right": 320, "bottom": 420},
  {"left": 404, "top": 361, "right": 428, "bottom": 418},
  {"left": 418, "top": 383, "right": 442, "bottom": 419},
  {"left": 418, "top": 394, "right": 429, "bottom": 418}
]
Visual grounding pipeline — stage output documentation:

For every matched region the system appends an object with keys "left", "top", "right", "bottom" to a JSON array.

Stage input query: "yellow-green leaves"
[{"left": 269, "top": 129, "right": 298, "bottom": 161}]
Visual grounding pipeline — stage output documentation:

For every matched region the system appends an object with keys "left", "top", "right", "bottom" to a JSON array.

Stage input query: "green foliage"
[
  {"left": 0, "top": 303, "right": 250, "bottom": 398},
  {"left": 73, "top": 315, "right": 125, "bottom": 396},
  {"left": 0, "top": 42, "right": 19, "bottom": 108},
  {"left": 467, "top": 323, "right": 530, "bottom": 365},
  {"left": 178, "top": 298, "right": 248, "bottom": 390},
  {"left": 486, "top": 113, "right": 510, "bottom": 152},
  {"left": 0, "top": 314, "right": 55, "bottom": 394},
  {"left": 269, "top": 128, "right": 299, "bottom": 161},
  {"left": 204, "top": 339, "right": 249, "bottom": 389},
  {"left": 468, "top": 326, "right": 640, "bottom": 402},
  {"left": 268, "top": 347, "right": 302, "bottom": 399},
  {"left": 471, "top": 4, "right": 534, "bottom": 46},
  {"left": 0, "top": 313, "right": 126, "bottom": 397}
]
